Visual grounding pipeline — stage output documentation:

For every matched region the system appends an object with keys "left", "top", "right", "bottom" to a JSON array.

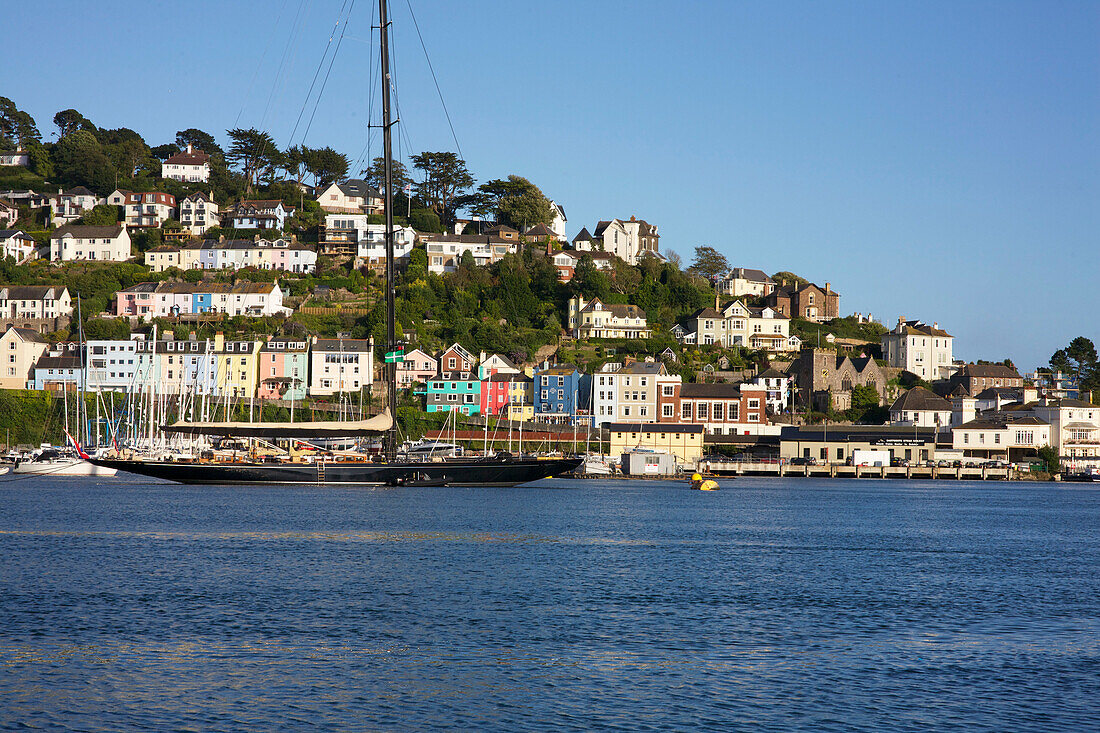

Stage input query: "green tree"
[
  {"left": 0, "top": 97, "right": 40, "bottom": 147},
  {"left": 176, "top": 128, "right": 224, "bottom": 157},
  {"left": 151, "top": 143, "right": 180, "bottom": 159},
  {"left": 409, "top": 208, "right": 442, "bottom": 233},
  {"left": 25, "top": 140, "right": 53, "bottom": 178},
  {"left": 304, "top": 146, "right": 349, "bottom": 188},
  {"left": 1037, "top": 445, "right": 1060, "bottom": 474},
  {"left": 53, "top": 130, "right": 114, "bottom": 192},
  {"left": 687, "top": 245, "right": 729, "bottom": 280},
  {"left": 571, "top": 253, "right": 611, "bottom": 301},
  {"left": 363, "top": 155, "right": 412, "bottom": 194},
  {"left": 226, "top": 127, "right": 280, "bottom": 192},
  {"left": 773, "top": 270, "right": 808, "bottom": 288},
  {"left": 80, "top": 204, "right": 121, "bottom": 226},
  {"left": 410, "top": 151, "right": 473, "bottom": 225},
  {"left": 53, "top": 109, "right": 95, "bottom": 138},
  {"left": 463, "top": 175, "right": 552, "bottom": 231}
]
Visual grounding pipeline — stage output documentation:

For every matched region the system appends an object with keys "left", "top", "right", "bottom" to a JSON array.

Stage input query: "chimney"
[
  {"left": 186, "top": 143, "right": 193, "bottom": 154},
  {"left": 825, "top": 282, "right": 831, "bottom": 293},
  {"left": 933, "top": 322, "right": 938, "bottom": 329}
]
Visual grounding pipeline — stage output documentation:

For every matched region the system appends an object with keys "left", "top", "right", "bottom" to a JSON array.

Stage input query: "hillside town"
[{"left": 0, "top": 98, "right": 1096, "bottom": 475}]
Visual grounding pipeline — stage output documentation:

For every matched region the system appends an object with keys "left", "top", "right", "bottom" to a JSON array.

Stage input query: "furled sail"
[{"left": 161, "top": 409, "right": 393, "bottom": 438}]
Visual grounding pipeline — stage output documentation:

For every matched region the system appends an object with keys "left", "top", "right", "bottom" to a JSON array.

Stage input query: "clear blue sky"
[{"left": 9, "top": 1, "right": 1099, "bottom": 370}]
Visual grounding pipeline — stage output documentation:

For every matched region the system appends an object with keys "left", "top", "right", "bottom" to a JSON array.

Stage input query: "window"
[
  {"left": 713, "top": 403, "right": 724, "bottom": 420},
  {"left": 662, "top": 404, "right": 673, "bottom": 418},
  {"left": 682, "top": 403, "right": 692, "bottom": 419},
  {"left": 747, "top": 399, "right": 759, "bottom": 409},
  {"left": 697, "top": 403, "right": 708, "bottom": 420},
  {"left": 662, "top": 385, "right": 674, "bottom": 397}
]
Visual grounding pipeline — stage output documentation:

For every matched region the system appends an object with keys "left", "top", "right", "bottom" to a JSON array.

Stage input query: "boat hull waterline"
[
  {"left": 14, "top": 459, "right": 117, "bottom": 477},
  {"left": 91, "top": 457, "right": 583, "bottom": 486}
]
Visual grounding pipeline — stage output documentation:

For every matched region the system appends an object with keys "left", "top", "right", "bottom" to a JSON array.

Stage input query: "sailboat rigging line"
[
  {"left": 380, "top": 0, "right": 398, "bottom": 460},
  {"left": 353, "top": 0, "right": 380, "bottom": 176},
  {"left": 260, "top": 0, "right": 310, "bottom": 132},
  {"left": 404, "top": 0, "right": 464, "bottom": 158},
  {"left": 234, "top": 0, "right": 293, "bottom": 128},
  {"left": 286, "top": 0, "right": 353, "bottom": 148},
  {"left": 301, "top": 0, "right": 358, "bottom": 145}
]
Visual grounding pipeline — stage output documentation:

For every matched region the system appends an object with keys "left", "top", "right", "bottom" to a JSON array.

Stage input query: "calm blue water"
[{"left": 0, "top": 475, "right": 1097, "bottom": 731}]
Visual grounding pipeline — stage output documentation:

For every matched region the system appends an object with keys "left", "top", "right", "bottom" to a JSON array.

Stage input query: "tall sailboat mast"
[{"left": 380, "top": 0, "right": 398, "bottom": 460}]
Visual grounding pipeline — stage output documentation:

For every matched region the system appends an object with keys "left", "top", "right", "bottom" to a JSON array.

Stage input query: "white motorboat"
[{"left": 13, "top": 449, "right": 117, "bottom": 477}]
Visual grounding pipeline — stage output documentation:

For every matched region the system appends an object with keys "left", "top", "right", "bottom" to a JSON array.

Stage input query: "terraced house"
[
  {"left": 426, "top": 344, "right": 479, "bottom": 416},
  {"left": 257, "top": 338, "right": 309, "bottom": 401},
  {"left": 115, "top": 281, "right": 289, "bottom": 320},
  {"left": 308, "top": 337, "right": 374, "bottom": 397},
  {"left": 0, "top": 285, "right": 72, "bottom": 332},
  {"left": 144, "top": 238, "right": 317, "bottom": 274},
  {"left": 534, "top": 365, "right": 590, "bottom": 425}
]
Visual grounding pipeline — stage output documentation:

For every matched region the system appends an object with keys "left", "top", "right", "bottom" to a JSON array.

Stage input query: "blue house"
[{"left": 533, "top": 365, "right": 591, "bottom": 425}]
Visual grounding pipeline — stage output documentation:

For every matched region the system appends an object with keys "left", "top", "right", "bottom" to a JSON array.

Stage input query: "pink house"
[
  {"left": 396, "top": 347, "right": 437, "bottom": 388},
  {"left": 115, "top": 282, "right": 158, "bottom": 317},
  {"left": 257, "top": 338, "right": 309, "bottom": 401}
]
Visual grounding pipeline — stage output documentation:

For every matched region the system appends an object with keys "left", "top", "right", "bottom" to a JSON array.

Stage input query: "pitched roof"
[
  {"left": 617, "top": 362, "right": 665, "bottom": 375},
  {"left": 893, "top": 319, "right": 952, "bottom": 338},
  {"left": 64, "top": 186, "right": 96, "bottom": 197},
  {"left": 0, "top": 229, "right": 33, "bottom": 239},
  {"left": 334, "top": 179, "right": 382, "bottom": 199},
  {"left": 957, "top": 413, "right": 1049, "bottom": 430},
  {"left": 757, "top": 367, "right": 787, "bottom": 379},
  {"left": 725, "top": 267, "right": 773, "bottom": 283},
  {"left": 52, "top": 223, "right": 125, "bottom": 239},
  {"left": 889, "top": 386, "right": 952, "bottom": 413},
  {"left": 313, "top": 338, "right": 373, "bottom": 351},
  {"left": 524, "top": 223, "right": 555, "bottom": 237},
  {"left": 164, "top": 148, "right": 210, "bottom": 166},
  {"left": 572, "top": 227, "right": 593, "bottom": 242},
  {"left": 0, "top": 285, "right": 67, "bottom": 300},
  {"left": 956, "top": 363, "right": 1022, "bottom": 380},
  {"left": 5, "top": 326, "right": 46, "bottom": 343},
  {"left": 680, "top": 382, "right": 743, "bottom": 398}
]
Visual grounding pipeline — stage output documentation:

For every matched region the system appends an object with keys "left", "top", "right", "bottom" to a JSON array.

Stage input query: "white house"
[
  {"left": 566, "top": 296, "right": 652, "bottom": 339},
  {"left": 881, "top": 318, "right": 955, "bottom": 381},
  {"left": 678, "top": 298, "right": 795, "bottom": 353},
  {"left": 47, "top": 187, "right": 101, "bottom": 226},
  {"left": 228, "top": 200, "right": 294, "bottom": 230},
  {"left": 308, "top": 337, "right": 375, "bottom": 396},
  {"left": 749, "top": 367, "right": 793, "bottom": 414},
  {"left": 0, "top": 146, "right": 30, "bottom": 167},
  {"left": 0, "top": 285, "right": 72, "bottom": 333},
  {"left": 888, "top": 386, "right": 952, "bottom": 428},
  {"left": 161, "top": 144, "right": 211, "bottom": 183},
  {"left": 106, "top": 190, "right": 177, "bottom": 229},
  {"left": 952, "top": 413, "right": 1052, "bottom": 463},
  {"left": 0, "top": 230, "right": 36, "bottom": 262},
  {"left": 49, "top": 224, "right": 131, "bottom": 262},
  {"left": 718, "top": 268, "right": 776, "bottom": 298},
  {"left": 574, "top": 217, "right": 659, "bottom": 265},
  {"left": 423, "top": 235, "right": 516, "bottom": 273},
  {"left": 1027, "top": 398, "right": 1100, "bottom": 466},
  {"left": 0, "top": 199, "right": 18, "bottom": 227},
  {"left": 549, "top": 201, "right": 567, "bottom": 240},
  {"left": 317, "top": 179, "right": 384, "bottom": 215},
  {"left": 178, "top": 191, "right": 219, "bottom": 235}
]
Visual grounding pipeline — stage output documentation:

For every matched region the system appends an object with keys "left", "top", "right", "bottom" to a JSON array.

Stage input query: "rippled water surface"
[{"left": 1, "top": 475, "right": 1098, "bottom": 731}]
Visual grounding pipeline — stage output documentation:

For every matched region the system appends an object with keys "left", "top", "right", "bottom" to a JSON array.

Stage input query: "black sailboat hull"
[{"left": 90, "top": 457, "right": 583, "bottom": 487}]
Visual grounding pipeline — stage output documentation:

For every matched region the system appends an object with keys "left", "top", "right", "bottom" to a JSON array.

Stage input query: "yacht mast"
[{"left": 379, "top": 0, "right": 398, "bottom": 461}]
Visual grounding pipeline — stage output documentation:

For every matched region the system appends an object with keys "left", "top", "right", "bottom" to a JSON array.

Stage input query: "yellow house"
[
  {"left": 211, "top": 332, "right": 261, "bottom": 399},
  {"left": 608, "top": 423, "right": 704, "bottom": 463},
  {"left": 0, "top": 326, "right": 48, "bottom": 390},
  {"left": 503, "top": 375, "right": 534, "bottom": 421}
]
